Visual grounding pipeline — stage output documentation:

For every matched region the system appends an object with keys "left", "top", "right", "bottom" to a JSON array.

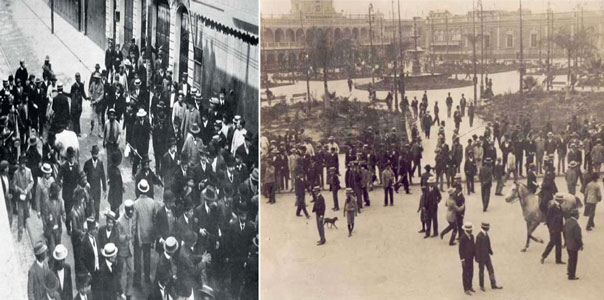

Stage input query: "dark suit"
[
  {"left": 174, "top": 215, "right": 196, "bottom": 243},
  {"left": 52, "top": 263, "right": 73, "bottom": 300},
  {"left": 543, "top": 202, "right": 564, "bottom": 262},
  {"left": 93, "top": 259, "right": 123, "bottom": 300},
  {"left": 459, "top": 232, "right": 475, "bottom": 292},
  {"left": 228, "top": 219, "right": 255, "bottom": 299},
  {"left": 28, "top": 260, "right": 50, "bottom": 300},
  {"left": 148, "top": 282, "right": 173, "bottom": 300},
  {"left": 199, "top": 120, "right": 213, "bottom": 145},
  {"left": 84, "top": 159, "right": 106, "bottom": 220},
  {"left": 51, "top": 92, "right": 71, "bottom": 131},
  {"left": 131, "top": 118, "right": 152, "bottom": 175},
  {"left": 423, "top": 187, "right": 441, "bottom": 236},
  {"left": 193, "top": 203, "right": 221, "bottom": 253},
  {"left": 58, "top": 162, "right": 81, "bottom": 232},
  {"left": 98, "top": 225, "right": 119, "bottom": 249},
  {"left": 79, "top": 234, "right": 101, "bottom": 276},
  {"left": 192, "top": 162, "right": 215, "bottom": 192},
  {"left": 160, "top": 151, "right": 178, "bottom": 189},
  {"left": 154, "top": 206, "right": 176, "bottom": 252},
  {"left": 564, "top": 217, "right": 583, "bottom": 279},
  {"left": 70, "top": 81, "right": 87, "bottom": 134},
  {"left": 312, "top": 194, "right": 326, "bottom": 242},
  {"left": 475, "top": 231, "right": 498, "bottom": 289},
  {"left": 479, "top": 165, "right": 493, "bottom": 211}
]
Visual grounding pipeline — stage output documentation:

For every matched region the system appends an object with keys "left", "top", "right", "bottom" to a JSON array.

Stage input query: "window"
[
  {"left": 530, "top": 33, "right": 538, "bottom": 48},
  {"left": 506, "top": 34, "right": 513, "bottom": 48},
  {"left": 194, "top": 19, "right": 203, "bottom": 88},
  {"left": 156, "top": 4, "right": 170, "bottom": 69},
  {"left": 484, "top": 35, "right": 490, "bottom": 48}
]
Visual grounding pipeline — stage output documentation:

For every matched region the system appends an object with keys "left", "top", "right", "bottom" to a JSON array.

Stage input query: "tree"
[
  {"left": 553, "top": 27, "right": 596, "bottom": 83},
  {"left": 306, "top": 27, "right": 333, "bottom": 108}
]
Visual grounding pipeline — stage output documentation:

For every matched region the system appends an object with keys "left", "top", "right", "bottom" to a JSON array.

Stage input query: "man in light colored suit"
[
  {"left": 28, "top": 241, "right": 50, "bottom": 300},
  {"left": 13, "top": 155, "right": 34, "bottom": 241},
  {"left": 133, "top": 179, "right": 158, "bottom": 285},
  {"left": 117, "top": 200, "right": 136, "bottom": 298}
]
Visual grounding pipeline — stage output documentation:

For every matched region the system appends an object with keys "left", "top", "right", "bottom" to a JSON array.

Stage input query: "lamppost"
[
  {"left": 369, "top": 3, "right": 375, "bottom": 84},
  {"left": 51, "top": 0, "right": 54, "bottom": 34},
  {"left": 305, "top": 53, "right": 312, "bottom": 112},
  {"left": 519, "top": 0, "right": 524, "bottom": 96}
]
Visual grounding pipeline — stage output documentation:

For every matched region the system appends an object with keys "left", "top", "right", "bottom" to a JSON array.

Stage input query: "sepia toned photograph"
[
  {"left": 260, "top": 0, "right": 604, "bottom": 299},
  {"left": 0, "top": 0, "right": 259, "bottom": 299}
]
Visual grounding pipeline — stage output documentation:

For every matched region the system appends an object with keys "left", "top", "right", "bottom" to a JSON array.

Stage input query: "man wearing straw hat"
[
  {"left": 93, "top": 243, "right": 125, "bottom": 300},
  {"left": 28, "top": 241, "right": 51, "bottom": 300},
  {"left": 475, "top": 221, "right": 503, "bottom": 291},
  {"left": 542, "top": 193, "right": 565, "bottom": 265},
  {"left": 131, "top": 108, "right": 152, "bottom": 176},
  {"left": 117, "top": 199, "right": 136, "bottom": 298},
  {"left": 459, "top": 222, "right": 476, "bottom": 295},
  {"left": 51, "top": 244, "right": 73, "bottom": 300},
  {"left": 133, "top": 179, "right": 157, "bottom": 285}
]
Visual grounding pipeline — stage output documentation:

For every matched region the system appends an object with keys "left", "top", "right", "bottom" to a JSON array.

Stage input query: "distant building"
[{"left": 261, "top": 0, "right": 604, "bottom": 72}]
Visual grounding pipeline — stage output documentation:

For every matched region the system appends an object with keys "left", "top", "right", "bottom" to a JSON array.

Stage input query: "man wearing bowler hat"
[
  {"left": 51, "top": 244, "right": 73, "bottom": 300},
  {"left": 475, "top": 221, "right": 503, "bottom": 291},
  {"left": 58, "top": 147, "right": 80, "bottom": 234},
  {"left": 160, "top": 137, "right": 179, "bottom": 188},
  {"left": 74, "top": 273, "right": 92, "bottom": 300},
  {"left": 459, "top": 222, "right": 476, "bottom": 295},
  {"left": 152, "top": 101, "right": 173, "bottom": 173},
  {"left": 70, "top": 72, "right": 89, "bottom": 136},
  {"left": 84, "top": 145, "right": 107, "bottom": 220},
  {"left": 181, "top": 93, "right": 201, "bottom": 136}
]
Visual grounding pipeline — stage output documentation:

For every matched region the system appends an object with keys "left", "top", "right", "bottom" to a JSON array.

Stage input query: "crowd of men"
[
  {"left": 6, "top": 38, "right": 258, "bottom": 300},
  {"left": 262, "top": 87, "right": 601, "bottom": 290}
]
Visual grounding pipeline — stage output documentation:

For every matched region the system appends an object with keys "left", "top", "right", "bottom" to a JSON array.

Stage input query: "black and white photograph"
[
  {"left": 260, "top": 0, "right": 604, "bottom": 299},
  {"left": 0, "top": 0, "right": 259, "bottom": 299}
]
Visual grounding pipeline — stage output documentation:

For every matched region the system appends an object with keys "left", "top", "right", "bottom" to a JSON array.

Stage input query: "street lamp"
[{"left": 305, "top": 53, "right": 311, "bottom": 112}]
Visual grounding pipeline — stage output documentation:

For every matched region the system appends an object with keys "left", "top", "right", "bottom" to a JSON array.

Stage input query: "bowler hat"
[
  {"left": 28, "top": 136, "right": 38, "bottom": 146},
  {"left": 66, "top": 147, "right": 76, "bottom": 158},
  {"left": 202, "top": 186, "right": 219, "bottom": 202},
  {"left": 345, "top": 188, "right": 353, "bottom": 194},
  {"left": 90, "top": 145, "right": 99, "bottom": 155},
  {"left": 76, "top": 273, "right": 91, "bottom": 290}
]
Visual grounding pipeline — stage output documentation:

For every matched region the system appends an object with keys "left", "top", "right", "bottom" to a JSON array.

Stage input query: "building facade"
[
  {"left": 262, "top": 0, "right": 604, "bottom": 71},
  {"left": 46, "top": 0, "right": 259, "bottom": 129}
]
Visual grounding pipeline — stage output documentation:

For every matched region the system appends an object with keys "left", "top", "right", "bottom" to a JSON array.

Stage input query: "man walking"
[
  {"left": 133, "top": 180, "right": 157, "bottom": 285},
  {"left": 445, "top": 92, "right": 453, "bottom": 118},
  {"left": 311, "top": 186, "right": 326, "bottom": 245},
  {"left": 69, "top": 73, "right": 89, "bottom": 136},
  {"left": 564, "top": 209, "right": 583, "bottom": 280},
  {"left": 583, "top": 172, "right": 601, "bottom": 231},
  {"left": 424, "top": 177, "right": 441, "bottom": 238},
  {"left": 479, "top": 158, "right": 493, "bottom": 212},
  {"left": 475, "top": 222, "right": 503, "bottom": 291},
  {"left": 83, "top": 145, "right": 106, "bottom": 221},
  {"left": 542, "top": 194, "right": 565, "bottom": 264},
  {"left": 459, "top": 222, "right": 476, "bottom": 295}
]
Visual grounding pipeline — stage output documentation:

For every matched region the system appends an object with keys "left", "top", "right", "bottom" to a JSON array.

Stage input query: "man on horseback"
[{"left": 539, "top": 160, "right": 558, "bottom": 214}]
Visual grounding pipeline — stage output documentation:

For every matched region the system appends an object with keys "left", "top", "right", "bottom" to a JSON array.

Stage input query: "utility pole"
[
  {"left": 391, "top": 0, "right": 399, "bottom": 112},
  {"left": 472, "top": 0, "right": 477, "bottom": 106},
  {"left": 369, "top": 4, "right": 375, "bottom": 84},
  {"left": 479, "top": 0, "right": 484, "bottom": 98},
  {"left": 300, "top": 11, "right": 311, "bottom": 112},
  {"left": 546, "top": 2, "right": 551, "bottom": 91},
  {"left": 519, "top": 0, "right": 524, "bottom": 96},
  {"left": 51, "top": 0, "right": 54, "bottom": 34},
  {"left": 430, "top": 17, "right": 434, "bottom": 71},
  {"left": 397, "top": 0, "right": 405, "bottom": 101}
]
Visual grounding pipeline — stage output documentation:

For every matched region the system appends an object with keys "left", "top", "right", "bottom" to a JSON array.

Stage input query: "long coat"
[
  {"left": 564, "top": 217, "right": 583, "bottom": 251},
  {"left": 28, "top": 261, "right": 50, "bottom": 300},
  {"left": 83, "top": 158, "right": 107, "bottom": 203},
  {"left": 93, "top": 259, "right": 123, "bottom": 300},
  {"left": 475, "top": 231, "right": 493, "bottom": 263},
  {"left": 107, "top": 165, "right": 123, "bottom": 209},
  {"left": 133, "top": 195, "right": 158, "bottom": 244},
  {"left": 52, "top": 263, "right": 73, "bottom": 300}
]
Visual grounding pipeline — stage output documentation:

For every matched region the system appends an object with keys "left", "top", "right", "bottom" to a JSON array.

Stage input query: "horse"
[{"left": 505, "top": 181, "right": 583, "bottom": 252}]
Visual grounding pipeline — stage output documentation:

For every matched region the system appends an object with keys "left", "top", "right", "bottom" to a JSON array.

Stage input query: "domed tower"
[{"left": 290, "top": 0, "right": 338, "bottom": 18}]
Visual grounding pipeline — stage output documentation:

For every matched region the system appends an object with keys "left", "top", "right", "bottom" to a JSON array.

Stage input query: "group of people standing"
[{"left": 8, "top": 38, "right": 258, "bottom": 300}]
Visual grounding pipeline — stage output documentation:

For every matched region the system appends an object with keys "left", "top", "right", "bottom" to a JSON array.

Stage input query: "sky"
[{"left": 260, "top": 0, "right": 602, "bottom": 18}]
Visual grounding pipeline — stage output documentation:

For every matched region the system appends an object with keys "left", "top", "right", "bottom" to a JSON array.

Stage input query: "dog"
[{"left": 323, "top": 217, "right": 338, "bottom": 229}]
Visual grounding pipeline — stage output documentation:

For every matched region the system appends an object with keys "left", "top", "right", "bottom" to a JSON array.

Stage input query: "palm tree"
[
  {"left": 553, "top": 27, "right": 596, "bottom": 83},
  {"left": 306, "top": 27, "right": 333, "bottom": 108}
]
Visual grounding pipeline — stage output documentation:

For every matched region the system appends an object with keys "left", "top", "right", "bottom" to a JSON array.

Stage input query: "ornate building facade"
[{"left": 262, "top": 0, "right": 604, "bottom": 72}]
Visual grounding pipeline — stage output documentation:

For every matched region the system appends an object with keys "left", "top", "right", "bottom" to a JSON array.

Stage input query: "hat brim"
[{"left": 101, "top": 249, "right": 118, "bottom": 258}]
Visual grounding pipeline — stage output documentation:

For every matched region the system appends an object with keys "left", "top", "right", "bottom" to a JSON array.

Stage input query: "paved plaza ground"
[{"left": 261, "top": 71, "right": 604, "bottom": 300}]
